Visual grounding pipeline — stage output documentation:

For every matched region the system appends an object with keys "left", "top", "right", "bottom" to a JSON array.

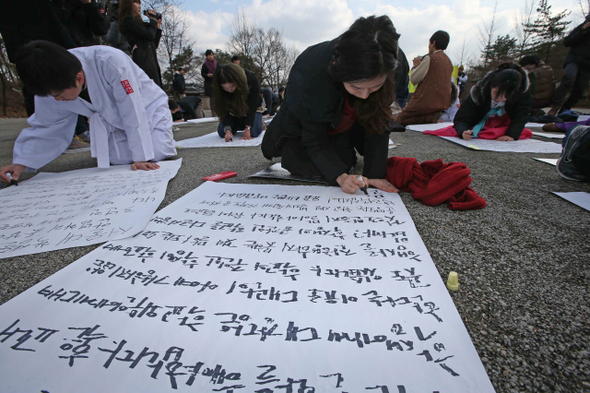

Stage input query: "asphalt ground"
[{"left": 0, "top": 115, "right": 589, "bottom": 392}]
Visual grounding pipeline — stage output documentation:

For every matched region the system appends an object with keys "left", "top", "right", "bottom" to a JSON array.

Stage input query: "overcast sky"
[{"left": 180, "top": 0, "right": 586, "bottom": 66}]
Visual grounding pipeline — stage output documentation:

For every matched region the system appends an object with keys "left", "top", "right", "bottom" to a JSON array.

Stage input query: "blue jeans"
[
  {"left": 217, "top": 112, "right": 263, "bottom": 138},
  {"left": 552, "top": 62, "right": 590, "bottom": 109}
]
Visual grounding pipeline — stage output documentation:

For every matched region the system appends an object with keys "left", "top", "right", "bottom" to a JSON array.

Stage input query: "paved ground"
[{"left": 0, "top": 115, "right": 589, "bottom": 392}]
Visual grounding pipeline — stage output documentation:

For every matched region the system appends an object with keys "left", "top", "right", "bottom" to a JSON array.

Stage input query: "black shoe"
[
  {"left": 556, "top": 126, "right": 590, "bottom": 181},
  {"left": 388, "top": 120, "right": 406, "bottom": 132}
]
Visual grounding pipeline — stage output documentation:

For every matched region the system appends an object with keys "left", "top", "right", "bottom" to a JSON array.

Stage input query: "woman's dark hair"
[
  {"left": 211, "top": 63, "right": 250, "bottom": 123},
  {"left": 328, "top": 15, "right": 400, "bottom": 134},
  {"left": 15, "top": 40, "right": 82, "bottom": 96},
  {"left": 205, "top": 49, "right": 214, "bottom": 56},
  {"left": 488, "top": 62, "right": 527, "bottom": 101},
  {"left": 119, "top": 0, "right": 141, "bottom": 27}
]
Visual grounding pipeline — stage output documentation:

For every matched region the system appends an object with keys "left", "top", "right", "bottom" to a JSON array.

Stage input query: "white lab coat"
[{"left": 13, "top": 45, "right": 176, "bottom": 170}]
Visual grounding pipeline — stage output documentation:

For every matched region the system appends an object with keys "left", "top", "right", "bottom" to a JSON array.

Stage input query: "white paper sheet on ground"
[
  {"left": 0, "top": 159, "right": 182, "bottom": 259},
  {"left": 249, "top": 163, "right": 329, "bottom": 183},
  {"left": 406, "top": 122, "right": 453, "bottom": 132},
  {"left": 0, "top": 182, "right": 495, "bottom": 393},
  {"left": 553, "top": 191, "right": 590, "bottom": 211},
  {"left": 525, "top": 122, "right": 547, "bottom": 128},
  {"left": 533, "top": 158, "right": 558, "bottom": 166},
  {"left": 439, "top": 136, "right": 562, "bottom": 153},
  {"left": 409, "top": 122, "right": 549, "bottom": 132},
  {"left": 532, "top": 131, "right": 565, "bottom": 139},
  {"left": 186, "top": 117, "right": 219, "bottom": 124},
  {"left": 176, "top": 131, "right": 266, "bottom": 148}
]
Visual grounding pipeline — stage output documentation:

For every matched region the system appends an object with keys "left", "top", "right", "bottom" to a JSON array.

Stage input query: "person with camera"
[{"left": 119, "top": 0, "right": 163, "bottom": 87}]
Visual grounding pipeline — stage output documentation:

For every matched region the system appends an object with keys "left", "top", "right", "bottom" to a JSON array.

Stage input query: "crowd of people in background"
[{"left": 0, "top": 2, "right": 588, "bottom": 185}]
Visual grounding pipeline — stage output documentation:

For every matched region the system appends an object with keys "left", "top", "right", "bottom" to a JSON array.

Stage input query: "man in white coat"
[{"left": 0, "top": 40, "right": 177, "bottom": 184}]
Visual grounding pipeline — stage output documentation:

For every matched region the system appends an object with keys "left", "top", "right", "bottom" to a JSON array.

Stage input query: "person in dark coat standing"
[
  {"left": 172, "top": 67, "right": 186, "bottom": 101},
  {"left": 454, "top": 63, "right": 532, "bottom": 141},
  {"left": 395, "top": 47, "right": 410, "bottom": 108},
  {"left": 211, "top": 64, "right": 264, "bottom": 141},
  {"left": 201, "top": 49, "right": 217, "bottom": 97},
  {"left": 119, "top": 0, "right": 163, "bottom": 87},
  {"left": 58, "top": 0, "right": 108, "bottom": 48},
  {"left": 548, "top": 15, "right": 590, "bottom": 115},
  {"left": 262, "top": 15, "right": 401, "bottom": 195},
  {"left": 201, "top": 49, "right": 217, "bottom": 115},
  {"left": 0, "top": 0, "right": 75, "bottom": 116}
]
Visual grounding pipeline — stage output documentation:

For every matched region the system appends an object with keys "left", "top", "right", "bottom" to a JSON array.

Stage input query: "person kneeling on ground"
[
  {"left": 212, "top": 63, "right": 264, "bottom": 142},
  {"left": 454, "top": 63, "right": 532, "bottom": 141},
  {"left": 169, "top": 96, "right": 204, "bottom": 122},
  {"left": 261, "top": 15, "right": 400, "bottom": 195},
  {"left": 0, "top": 40, "right": 177, "bottom": 184}
]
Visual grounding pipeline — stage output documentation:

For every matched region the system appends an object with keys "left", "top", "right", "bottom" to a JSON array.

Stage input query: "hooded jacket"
[{"left": 454, "top": 63, "right": 532, "bottom": 140}]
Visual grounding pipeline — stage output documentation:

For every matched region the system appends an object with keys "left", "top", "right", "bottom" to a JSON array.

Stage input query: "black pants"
[{"left": 280, "top": 122, "right": 390, "bottom": 183}]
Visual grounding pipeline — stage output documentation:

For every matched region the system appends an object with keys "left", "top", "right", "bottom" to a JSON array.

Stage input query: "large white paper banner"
[
  {"left": 0, "top": 182, "right": 495, "bottom": 392},
  {"left": 0, "top": 159, "right": 182, "bottom": 259},
  {"left": 176, "top": 131, "right": 266, "bottom": 148},
  {"left": 437, "top": 136, "right": 562, "bottom": 153}
]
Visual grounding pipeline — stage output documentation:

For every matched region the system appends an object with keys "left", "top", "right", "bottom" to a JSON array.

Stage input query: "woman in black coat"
[
  {"left": 119, "top": 0, "right": 162, "bottom": 87},
  {"left": 262, "top": 15, "right": 401, "bottom": 194},
  {"left": 212, "top": 63, "right": 264, "bottom": 141},
  {"left": 454, "top": 63, "right": 532, "bottom": 141}
]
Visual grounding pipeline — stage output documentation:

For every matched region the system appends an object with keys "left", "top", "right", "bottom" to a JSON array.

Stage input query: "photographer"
[
  {"left": 119, "top": 0, "right": 163, "bottom": 87},
  {"left": 58, "top": 0, "right": 109, "bottom": 47}
]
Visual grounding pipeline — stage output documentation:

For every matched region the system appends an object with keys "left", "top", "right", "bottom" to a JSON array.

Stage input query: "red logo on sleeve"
[{"left": 121, "top": 80, "right": 134, "bottom": 94}]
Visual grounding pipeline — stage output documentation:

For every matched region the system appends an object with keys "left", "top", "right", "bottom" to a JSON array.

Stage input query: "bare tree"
[
  {"left": 513, "top": 0, "right": 536, "bottom": 57},
  {"left": 477, "top": 1, "right": 500, "bottom": 69},
  {"left": 228, "top": 9, "right": 298, "bottom": 90},
  {"left": 452, "top": 36, "right": 470, "bottom": 67},
  {"left": 228, "top": 8, "right": 257, "bottom": 60},
  {"left": 158, "top": 5, "right": 195, "bottom": 86}
]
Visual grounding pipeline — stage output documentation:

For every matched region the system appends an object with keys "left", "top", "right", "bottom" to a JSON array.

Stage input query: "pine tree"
[{"left": 523, "top": 0, "right": 571, "bottom": 61}]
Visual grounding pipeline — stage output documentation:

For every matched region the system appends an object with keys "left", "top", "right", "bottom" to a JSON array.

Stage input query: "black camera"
[{"left": 143, "top": 10, "right": 162, "bottom": 20}]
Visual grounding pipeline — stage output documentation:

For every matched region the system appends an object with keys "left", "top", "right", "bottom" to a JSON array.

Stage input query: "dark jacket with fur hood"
[{"left": 454, "top": 63, "right": 532, "bottom": 140}]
